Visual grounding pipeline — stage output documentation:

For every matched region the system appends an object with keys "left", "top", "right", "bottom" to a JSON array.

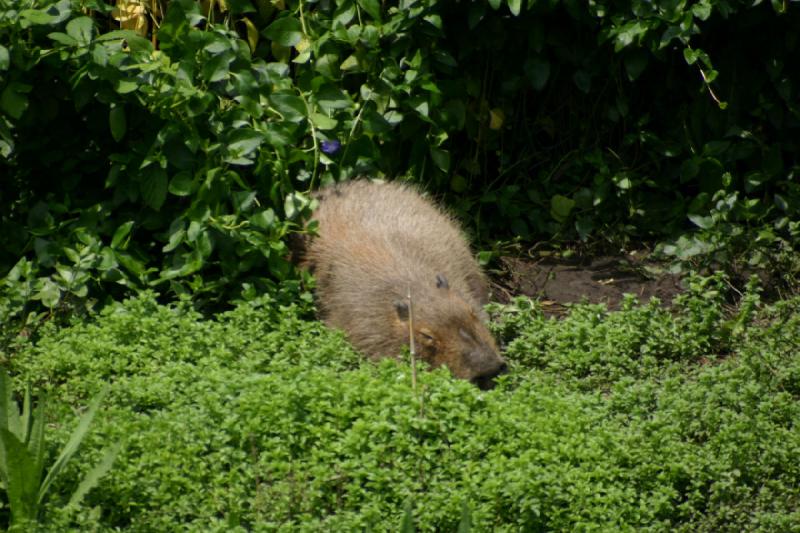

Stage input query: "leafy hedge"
[
  {"left": 2, "top": 0, "right": 800, "bottom": 333},
  {"left": 4, "top": 278, "right": 800, "bottom": 530}
]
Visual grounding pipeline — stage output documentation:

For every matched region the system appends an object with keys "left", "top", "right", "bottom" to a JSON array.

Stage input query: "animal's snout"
[{"left": 472, "top": 361, "right": 508, "bottom": 390}]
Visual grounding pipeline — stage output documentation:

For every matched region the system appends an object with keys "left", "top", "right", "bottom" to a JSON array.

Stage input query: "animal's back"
[
  {"left": 305, "top": 180, "right": 489, "bottom": 319},
  {"left": 302, "top": 179, "right": 506, "bottom": 388}
]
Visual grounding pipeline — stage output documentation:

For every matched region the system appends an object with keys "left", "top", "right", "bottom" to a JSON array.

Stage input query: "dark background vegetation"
[{"left": 2, "top": 0, "right": 799, "bottom": 332}]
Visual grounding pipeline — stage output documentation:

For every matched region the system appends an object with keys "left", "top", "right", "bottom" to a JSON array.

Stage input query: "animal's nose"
[{"left": 472, "top": 361, "right": 508, "bottom": 390}]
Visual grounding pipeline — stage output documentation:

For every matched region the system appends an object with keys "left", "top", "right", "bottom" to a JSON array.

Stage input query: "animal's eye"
[{"left": 418, "top": 329, "right": 436, "bottom": 346}]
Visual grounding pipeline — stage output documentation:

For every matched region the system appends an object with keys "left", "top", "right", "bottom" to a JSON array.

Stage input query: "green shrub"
[
  {"left": 2, "top": 0, "right": 800, "bottom": 335},
  {"left": 4, "top": 286, "right": 799, "bottom": 530}
]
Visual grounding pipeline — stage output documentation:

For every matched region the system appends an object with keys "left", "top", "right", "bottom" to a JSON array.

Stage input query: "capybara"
[{"left": 300, "top": 179, "right": 507, "bottom": 389}]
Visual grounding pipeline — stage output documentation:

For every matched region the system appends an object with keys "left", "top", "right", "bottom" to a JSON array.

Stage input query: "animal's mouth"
[{"left": 471, "top": 362, "right": 509, "bottom": 390}]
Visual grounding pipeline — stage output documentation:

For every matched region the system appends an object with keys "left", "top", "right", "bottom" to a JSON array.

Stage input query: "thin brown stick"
[{"left": 407, "top": 284, "right": 417, "bottom": 391}]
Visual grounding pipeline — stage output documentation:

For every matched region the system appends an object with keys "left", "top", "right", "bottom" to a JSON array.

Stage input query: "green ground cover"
[{"left": 3, "top": 276, "right": 799, "bottom": 531}]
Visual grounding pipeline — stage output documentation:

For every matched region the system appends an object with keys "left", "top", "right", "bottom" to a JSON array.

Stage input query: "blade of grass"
[
  {"left": 68, "top": 442, "right": 121, "bottom": 507},
  {"left": 1, "top": 428, "right": 39, "bottom": 527},
  {"left": 21, "top": 382, "right": 32, "bottom": 442},
  {"left": 0, "top": 370, "right": 10, "bottom": 485},
  {"left": 29, "top": 393, "right": 48, "bottom": 489},
  {"left": 37, "top": 387, "right": 108, "bottom": 505}
]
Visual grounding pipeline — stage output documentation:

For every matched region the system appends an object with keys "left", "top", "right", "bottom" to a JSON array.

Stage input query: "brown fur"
[{"left": 300, "top": 180, "right": 507, "bottom": 388}]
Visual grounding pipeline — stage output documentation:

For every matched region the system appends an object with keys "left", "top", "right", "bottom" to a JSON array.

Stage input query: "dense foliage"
[
  {"left": 2, "top": 278, "right": 799, "bottom": 530},
  {"left": 2, "top": 0, "right": 800, "bottom": 333}
]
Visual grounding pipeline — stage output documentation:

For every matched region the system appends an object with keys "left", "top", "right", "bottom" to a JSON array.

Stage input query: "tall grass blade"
[
  {"left": 20, "top": 383, "right": 32, "bottom": 442},
  {"left": 1, "top": 428, "right": 39, "bottom": 528},
  {"left": 29, "top": 394, "right": 48, "bottom": 489},
  {"left": 68, "top": 442, "right": 121, "bottom": 507},
  {"left": 457, "top": 501, "right": 472, "bottom": 533},
  {"left": 0, "top": 370, "right": 14, "bottom": 441},
  {"left": 400, "top": 499, "right": 415, "bottom": 533},
  {"left": 37, "top": 387, "right": 108, "bottom": 505}
]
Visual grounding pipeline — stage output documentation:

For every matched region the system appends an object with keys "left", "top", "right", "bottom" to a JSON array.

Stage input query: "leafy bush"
[
  {"left": 4, "top": 286, "right": 799, "bottom": 530},
  {"left": 2, "top": 0, "right": 800, "bottom": 335}
]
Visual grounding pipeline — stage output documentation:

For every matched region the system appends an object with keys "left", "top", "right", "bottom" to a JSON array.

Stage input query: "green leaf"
[
  {"left": 284, "top": 192, "right": 310, "bottom": 220},
  {"left": 477, "top": 250, "right": 494, "bottom": 266},
  {"left": 0, "top": 45, "right": 9, "bottom": 71},
  {"left": 550, "top": 194, "right": 576, "bottom": 222},
  {"left": 20, "top": 9, "right": 56, "bottom": 26},
  {"left": 524, "top": 58, "right": 550, "bottom": 90},
  {"left": 507, "top": 0, "right": 522, "bottom": 16},
  {"left": 692, "top": 0, "right": 712, "bottom": 20},
  {"left": 48, "top": 32, "right": 78, "bottom": 46},
  {"left": 488, "top": 0, "right": 502, "bottom": 10},
  {"left": 140, "top": 168, "right": 168, "bottom": 211},
  {"left": 34, "top": 279, "right": 61, "bottom": 308},
  {"left": 111, "top": 221, "right": 134, "bottom": 249},
  {"left": 263, "top": 16, "right": 303, "bottom": 47},
  {"left": 683, "top": 47, "right": 699, "bottom": 65},
  {"left": 203, "top": 53, "right": 232, "bottom": 82},
  {"left": 429, "top": 146, "right": 450, "bottom": 172},
  {"left": 66, "top": 16, "right": 94, "bottom": 46},
  {"left": 575, "top": 218, "right": 594, "bottom": 241},
  {"left": 572, "top": 70, "right": 591, "bottom": 94},
  {"left": 115, "top": 79, "right": 139, "bottom": 94},
  {"left": 270, "top": 92, "right": 307, "bottom": 121},
  {"left": 163, "top": 225, "right": 185, "bottom": 253},
  {"left": 109, "top": 105, "right": 126, "bottom": 142},
  {"left": 357, "top": 0, "right": 382, "bottom": 22},
  {"left": 169, "top": 172, "right": 194, "bottom": 196},
  {"left": 310, "top": 113, "right": 338, "bottom": 130},
  {"left": 450, "top": 174, "right": 468, "bottom": 193},
  {"left": 613, "top": 20, "right": 648, "bottom": 51},
  {"left": 315, "top": 85, "right": 352, "bottom": 113},
  {"left": 162, "top": 249, "right": 204, "bottom": 279},
  {"left": 624, "top": 49, "right": 649, "bottom": 81},
  {"left": 770, "top": 0, "right": 786, "bottom": 13},
  {"left": 251, "top": 209, "right": 275, "bottom": 229},
  {"left": 226, "top": 129, "right": 265, "bottom": 164},
  {"left": 1, "top": 82, "right": 32, "bottom": 120},
  {"left": 688, "top": 214, "right": 714, "bottom": 229}
]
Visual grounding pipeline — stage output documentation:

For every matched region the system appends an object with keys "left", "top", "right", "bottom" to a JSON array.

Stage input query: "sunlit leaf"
[{"left": 263, "top": 16, "right": 303, "bottom": 47}]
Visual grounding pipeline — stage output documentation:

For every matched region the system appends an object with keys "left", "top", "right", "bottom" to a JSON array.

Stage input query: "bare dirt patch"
[{"left": 490, "top": 253, "right": 684, "bottom": 316}]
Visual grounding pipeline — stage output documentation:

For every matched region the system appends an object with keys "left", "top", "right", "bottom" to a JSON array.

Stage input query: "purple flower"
[{"left": 321, "top": 139, "right": 341, "bottom": 155}]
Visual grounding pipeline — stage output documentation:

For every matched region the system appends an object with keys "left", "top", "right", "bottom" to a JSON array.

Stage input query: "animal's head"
[{"left": 394, "top": 274, "right": 507, "bottom": 390}]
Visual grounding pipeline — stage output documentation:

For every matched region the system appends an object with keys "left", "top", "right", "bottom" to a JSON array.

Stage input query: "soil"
[{"left": 490, "top": 252, "right": 685, "bottom": 316}]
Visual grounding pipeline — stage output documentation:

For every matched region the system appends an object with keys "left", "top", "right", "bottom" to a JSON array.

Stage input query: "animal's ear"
[
  {"left": 435, "top": 273, "right": 449, "bottom": 289},
  {"left": 394, "top": 300, "right": 409, "bottom": 321}
]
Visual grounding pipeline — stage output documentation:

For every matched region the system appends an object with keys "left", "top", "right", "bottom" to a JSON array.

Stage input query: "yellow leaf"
[
  {"left": 112, "top": 0, "right": 148, "bottom": 36},
  {"left": 242, "top": 17, "right": 259, "bottom": 52},
  {"left": 489, "top": 108, "right": 505, "bottom": 130},
  {"left": 340, "top": 54, "right": 359, "bottom": 71},
  {"left": 295, "top": 36, "right": 310, "bottom": 53}
]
